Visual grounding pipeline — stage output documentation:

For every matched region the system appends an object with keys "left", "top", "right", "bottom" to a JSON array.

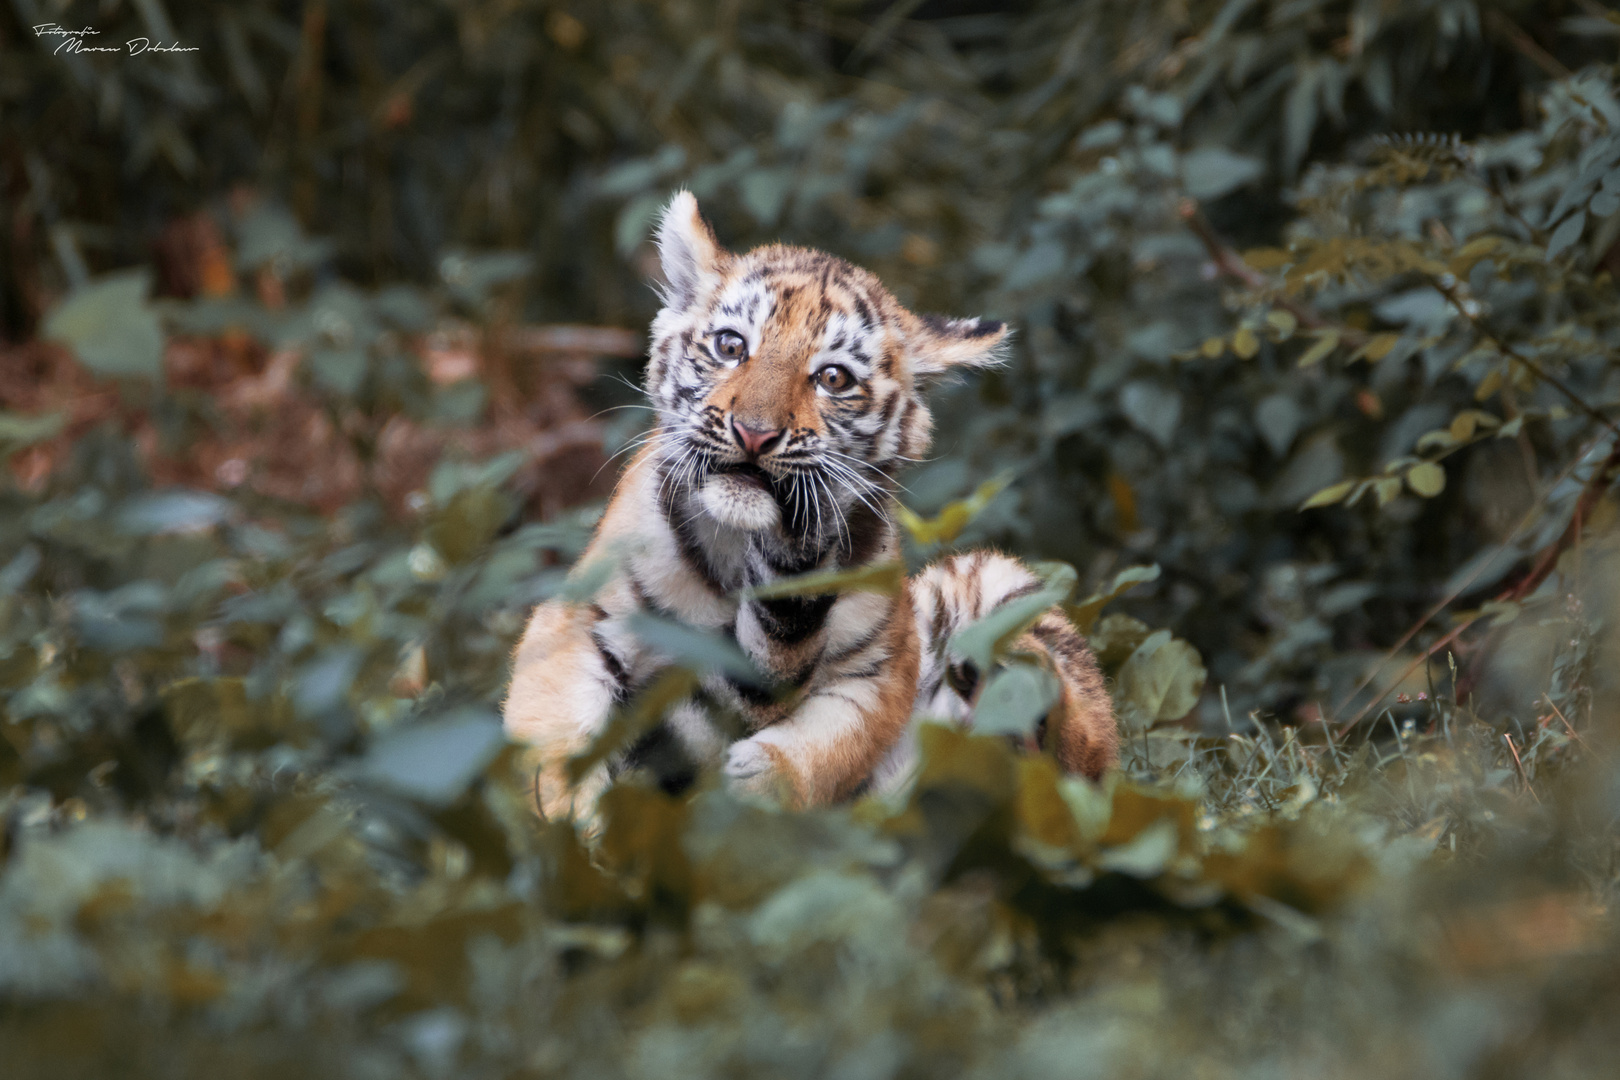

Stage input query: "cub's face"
[{"left": 644, "top": 192, "right": 1007, "bottom": 540}]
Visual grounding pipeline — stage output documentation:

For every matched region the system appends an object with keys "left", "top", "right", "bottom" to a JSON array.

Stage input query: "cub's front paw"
[{"left": 724, "top": 738, "right": 793, "bottom": 802}]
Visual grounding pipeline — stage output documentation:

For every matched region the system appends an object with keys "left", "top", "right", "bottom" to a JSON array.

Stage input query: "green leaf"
[
  {"left": 0, "top": 411, "right": 65, "bottom": 455},
  {"left": 1546, "top": 210, "right": 1587, "bottom": 262},
  {"left": 950, "top": 561, "right": 1078, "bottom": 671},
  {"left": 569, "top": 668, "right": 699, "bottom": 782},
  {"left": 1300, "top": 479, "right": 1357, "bottom": 509},
  {"left": 972, "top": 663, "right": 1060, "bottom": 738},
  {"left": 1181, "top": 147, "right": 1264, "bottom": 200},
  {"left": 1066, "top": 563, "right": 1161, "bottom": 634},
  {"left": 896, "top": 472, "right": 1013, "bottom": 546},
  {"left": 743, "top": 561, "right": 904, "bottom": 601},
  {"left": 1115, "top": 630, "right": 1207, "bottom": 730},
  {"left": 626, "top": 612, "right": 767, "bottom": 685},
  {"left": 353, "top": 709, "right": 506, "bottom": 806},
  {"left": 42, "top": 270, "right": 165, "bottom": 377},
  {"left": 1295, "top": 330, "right": 1339, "bottom": 367}
]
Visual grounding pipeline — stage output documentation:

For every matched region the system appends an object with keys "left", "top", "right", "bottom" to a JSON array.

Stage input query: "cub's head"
[{"left": 644, "top": 191, "right": 1007, "bottom": 541}]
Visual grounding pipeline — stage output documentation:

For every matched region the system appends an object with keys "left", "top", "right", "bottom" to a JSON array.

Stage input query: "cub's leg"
[
  {"left": 725, "top": 594, "right": 920, "bottom": 807},
  {"left": 908, "top": 551, "right": 1117, "bottom": 779},
  {"left": 503, "top": 601, "right": 622, "bottom": 823}
]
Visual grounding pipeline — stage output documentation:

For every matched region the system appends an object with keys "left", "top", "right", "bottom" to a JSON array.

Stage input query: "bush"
[{"left": 4, "top": 2, "right": 1620, "bottom": 1075}]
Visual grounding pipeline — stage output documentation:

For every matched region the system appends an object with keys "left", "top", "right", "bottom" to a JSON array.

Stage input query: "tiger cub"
[{"left": 504, "top": 192, "right": 1115, "bottom": 821}]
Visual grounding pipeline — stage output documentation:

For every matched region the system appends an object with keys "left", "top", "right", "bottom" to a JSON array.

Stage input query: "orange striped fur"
[{"left": 504, "top": 193, "right": 1115, "bottom": 821}]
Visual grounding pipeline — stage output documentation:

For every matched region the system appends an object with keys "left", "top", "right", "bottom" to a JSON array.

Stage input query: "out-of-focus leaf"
[
  {"left": 116, "top": 491, "right": 234, "bottom": 535},
  {"left": 627, "top": 613, "right": 766, "bottom": 685},
  {"left": 1301, "top": 479, "right": 1357, "bottom": 509},
  {"left": 354, "top": 709, "right": 506, "bottom": 806},
  {"left": 896, "top": 472, "right": 1013, "bottom": 546},
  {"left": 1547, "top": 211, "right": 1587, "bottom": 261},
  {"left": 569, "top": 667, "right": 699, "bottom": 782},
  {"left": 972, "top": 663, "right": 1060, "bottom": 737},
  {"left": 1406, "top": 461, "right": 1446, "bottom": 497},
  {"left": 1255, "top": 393, "right": 1305, "bottom": 457},
  {"left": 951, "top": 562, "right": 1078, "bottom": 671},
  {"left": 1066, "top": 564, "right": 1160, "bottom": 634},
  {"left": 743, "top": 561, "right": 903, "bottom": 600},
  {"left": 1296, "top": 330, "right": 1340, "bottom": 367},
  {"left": 1182, "top": 147, "right": 1264, "bottom": 199},
  {"left": 42, "top": 270, "right": 165, "bottom": 377},
  {"left": 1119, "top": 380, "right": 1183, "bottom": 448},
  {"left": 0, "top": 411, "right": 65, "bottom": 454},
  {"left": 439, "top": 250, "right": 534, "bottom": 308}
]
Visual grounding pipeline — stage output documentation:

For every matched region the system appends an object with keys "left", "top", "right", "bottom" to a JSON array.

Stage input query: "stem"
[{"left": 1430, "top": 277, "right": 1619, "bottom": 435}]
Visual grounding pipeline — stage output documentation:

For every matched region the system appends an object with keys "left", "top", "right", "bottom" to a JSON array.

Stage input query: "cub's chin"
[{"left": 698, "top": 470, "right": 782, "bottom": 532}]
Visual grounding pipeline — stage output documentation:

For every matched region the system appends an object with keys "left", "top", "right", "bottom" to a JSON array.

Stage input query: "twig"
[
  {"left": 1330, "top": 436, "right": 1599, "bottom": 729},
  {"left": 1503, "top": 732, "right": 1541, "bottom": 802},
  {"left": 1543, "top": 695, "right": 1593, "bottom": 755},
  {"left": 1503, "top": 441, "right": 1620, "bottom": 601},
  {"left": 1335, "top": 437, "right": 1620, "bottom": 734},
  {"left": 1431, "top": 277, "right": 1619, "bottom": 435},
  {"left": 1178, "top": 200, "right": 1368, "bottom": 348},
  {"left": 1486, "top": 10, "right": 1572, "bottom": 80}
]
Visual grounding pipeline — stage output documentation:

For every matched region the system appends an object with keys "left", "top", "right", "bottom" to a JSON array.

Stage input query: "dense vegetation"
[{"left": 5, "top": 1, "right": 1620, "bottom": 1075}]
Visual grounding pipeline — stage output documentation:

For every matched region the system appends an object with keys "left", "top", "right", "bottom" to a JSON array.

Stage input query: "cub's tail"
[{"left": 908, "top": 551, "right": 1117, "bottom": 779}]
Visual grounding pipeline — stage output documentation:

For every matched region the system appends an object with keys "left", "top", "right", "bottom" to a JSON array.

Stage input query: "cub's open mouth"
[{"left": 713, "top": 462, "right": 771, "bottom": 491}]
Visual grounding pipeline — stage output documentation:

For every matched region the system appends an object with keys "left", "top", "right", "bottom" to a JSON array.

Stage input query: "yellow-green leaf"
[
  {"left": 1295, "top": 330, "right": 1340, "bottom": 367},
  {"left": 1243, "top": 247, "right": 1291, "bottom": 270},
  {"left": 896, "top": 472, "right": 1013, "bottom": 546},
  {"left": 743, "top": 560, "right": 904, "bottom": 600},
  {"left": 1065, "top": 563, "right": 1162, "bottom": 635},
  {"left": 1265, "top": 310, "right": 1298, "bottom": 341},
  {"left": 1300, "top": 479, "right": 1357, "bottom": 510},
  {"left": 1231, "top": 326, "right": 1260, "bottom": 359},
  {"left": 1406, "top": 462, "right": 1446, "bottom": 497},
  {"left": 1350, "top": 333, "right": 1400, "bottom": 364},
  {"left": 1200, "top": 336, "right": 1226, "bottom": 359}
]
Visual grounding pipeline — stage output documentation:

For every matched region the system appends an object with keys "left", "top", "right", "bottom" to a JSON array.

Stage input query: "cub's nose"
[{"left": 731, "top": 418, "right": 784, "bottom": 457}]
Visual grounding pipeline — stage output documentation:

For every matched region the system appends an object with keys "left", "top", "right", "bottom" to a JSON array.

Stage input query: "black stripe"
[
  {"left": 824, "top": 619, "right": 886, "bottom": 666},
  {"left": 842, "top": 658, "right": 887, "bottom": 681},
  {"left": 656, "top": 461, "right": 726, "bottom": 594},
  {"left": 753, "top": 594, "right": 836, "bottom": 645},
  {"left": 590, "top": 629, "right": 630, "bottom": 704},
  {"left": 1030, "top": 617, "right": 1090, "bottom": 668},
  {"left": 840, "top": 503, "right": 888, "bottom": 567},
  {"left": 615, "top": 722, "right": 697, "bottom": 796},
  {"left": 723, "top": 672, "right": 777, "bottom": 707},
  {"left": 927, "top": 580, "right": 949, "bottom": 647}
]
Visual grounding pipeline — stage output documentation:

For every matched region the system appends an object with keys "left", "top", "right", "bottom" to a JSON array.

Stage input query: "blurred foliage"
[{"left": 8, "top": 0, "right": 1620, "bottom": 1075}]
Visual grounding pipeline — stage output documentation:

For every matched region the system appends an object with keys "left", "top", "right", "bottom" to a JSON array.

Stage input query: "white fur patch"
[{"left": 698, "top": 473, "right": 781, "bottom": 532}]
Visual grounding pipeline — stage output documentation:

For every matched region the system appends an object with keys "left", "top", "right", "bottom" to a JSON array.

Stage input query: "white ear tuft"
[
  {"left": 655, "top": 191, "right": 722, "bottom": 309},
  {"left": 909, "top": 314, "right": 1011, "bottom": 377}
]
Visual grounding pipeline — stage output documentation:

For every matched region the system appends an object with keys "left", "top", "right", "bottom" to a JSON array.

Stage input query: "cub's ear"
[
  {"left": 908, "top": 313, "right": 1011, "bottom": 377},
  {"left": 655, "top": 191, "right": 723, "bottom": 309}
]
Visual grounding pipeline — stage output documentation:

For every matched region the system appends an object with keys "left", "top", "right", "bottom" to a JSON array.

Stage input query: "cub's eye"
[
  {"left": 817, "top": 364, "right": 855, "bottom": 392},
  {"left": 714, "top": 330, "right": 748, "bottom": 362}
]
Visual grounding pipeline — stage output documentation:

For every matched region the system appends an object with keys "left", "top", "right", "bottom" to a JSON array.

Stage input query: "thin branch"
[
  {"left": 1503, "top": 732, "right": 1541, "bottom": 802},
  {"left": 1431, "top": 276, "right": 1620, "bottom": 435},
  {"left": 1503, "top": 440, "right": 1620, "bottom": 600},
  {"left": 1331, "top": 435, "right": 1612, "bottom": 734},
  {"left": 1178, "top": 199, "right": 1367, "bottom": 348},
  {"left": 1485, "top": 10, "right": 1572, "bottom": 80}
]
